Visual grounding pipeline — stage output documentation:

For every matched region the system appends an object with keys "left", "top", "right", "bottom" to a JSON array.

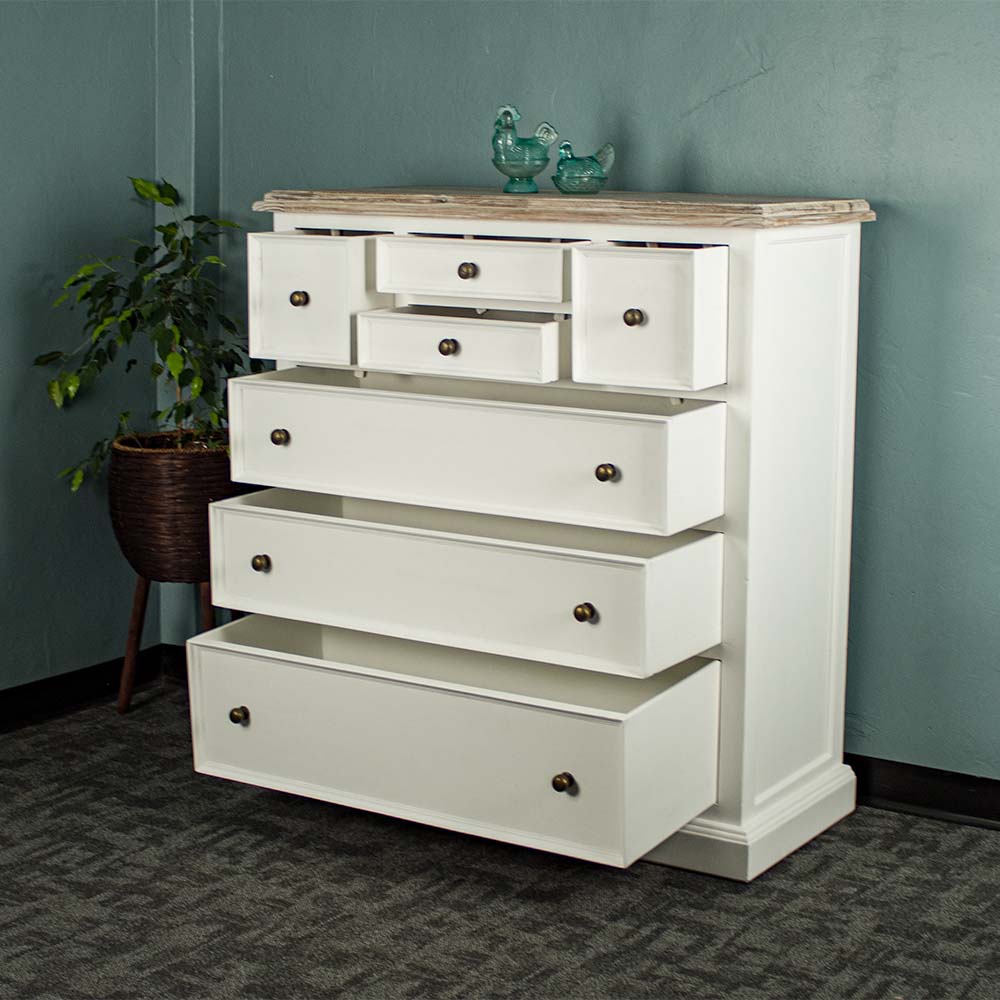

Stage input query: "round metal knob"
[
  {"left": 289, "top": 290, "right": 310, "bottom": 307},
  {"left": 573, "top": 602, "right": 598, "bottom": 623},
  {"left": 229, "top": 706, "right": 250, "bottom": 725},
  {"left": 251, "top": 554, "right": 271, "bottom": 573},
  {"left": 594, "top": 463, "right": 618, "bottom": 482},
  {"left": 438, "top": 338, "right": 460, "bottom": 357},
  {"left": 457, "top": 261, "right": 479, "bottom": 280},
  {"left": 623, "top": 308, "right": 644, "bottom": 327},
  {"left": 551, "top": 772, "right": 575, "bottom": 793},
  {"left": 270, "top": 428, "right": 290, "bottom": 446}
]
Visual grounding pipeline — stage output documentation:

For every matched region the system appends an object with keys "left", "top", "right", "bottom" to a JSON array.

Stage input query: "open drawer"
[
  {"left": 228, "top": 368, "right": 726, "bottom": 536},
  {"left": 210, "top": 489, "right": 723, "bottom": 677},
  {"left": 357, "top": 307, "right": 564, "bottom": 383},
  {"left": 248, "top": 231, "right": 390, "bottom": 364},
  {"left": 187, "top": 614, "right": 720, "bottom": 867}
]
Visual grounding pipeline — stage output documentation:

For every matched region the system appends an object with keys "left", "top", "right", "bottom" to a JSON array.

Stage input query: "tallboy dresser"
[{"left": 186, "top": 188, "right": 874, "bottom": 880}]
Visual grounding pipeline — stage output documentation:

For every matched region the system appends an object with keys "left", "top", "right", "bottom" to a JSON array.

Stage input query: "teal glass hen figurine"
[
  {"left": 491, "top": 105, "right": 558, "bottom": 194},
  {"left": 553, "top": 141, "right": 615, "bottom": 195}
]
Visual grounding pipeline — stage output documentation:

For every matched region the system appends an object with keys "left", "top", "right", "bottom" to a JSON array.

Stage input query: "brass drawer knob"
[
  {"left": 551, "top": 772, "right": 575, "bottom": 793},
  {"left": 457, "top": 261, "right": 479, "bottom": 280},
  {"left": 623, "top": 307, "right": 644, "bottom": 327},
  {"left": 270, "top": 428, "right": 290, "bottom": 446},
  {"left": 250, "top": 554, "right": 271, "bottom": 573},
  {"left": 289, "top": 290, "right": 310, "bottom": 307},
  {"left": 594, "top": 463, "right": 618, "bottom": 482},
  {"left": 573, "top": 602, "right": 598, "bottom": 623},
  {"left": 229, "top": 706, "right": 250, "bottom": 725},
  {"left": 438, "top": 338, "right": 460, "bottom": 356}
]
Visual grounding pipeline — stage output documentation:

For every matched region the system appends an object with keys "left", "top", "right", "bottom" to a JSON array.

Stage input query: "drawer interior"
[
  {"left": 246, "top": 366, "right": 713, "bottom": 418},
  {"left": 201, "top": 614, "right": 712, "bottom": 718},
  {"left": 226, "top": 487, "right": 710, "bottom": 559},
  {"left": 363, "top": 304, "right": 561, "bottom": 327}
]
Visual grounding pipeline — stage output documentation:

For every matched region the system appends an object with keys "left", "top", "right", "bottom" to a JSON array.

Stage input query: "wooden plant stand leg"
[
  {"left": 117, "top": 575, "right": 152, "bottom": 715},
  {"left": 198, "top": 581, "right": 215, "bottom": 633}
]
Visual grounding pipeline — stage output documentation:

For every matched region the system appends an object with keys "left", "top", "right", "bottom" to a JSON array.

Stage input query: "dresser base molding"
[{"left": 643, "top": 764, "right": 856, "bottom": 881}]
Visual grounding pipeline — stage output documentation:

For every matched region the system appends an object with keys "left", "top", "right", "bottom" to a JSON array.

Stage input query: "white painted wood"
[
  {"left": 210, "top": 489, "right": 723, "bottom": 677},
  {"left": 572, "top": 244, "right": 729, "bottom": 391},
  {"left": 247, "top": 231, "right": 390, "bottom": 364},
  {"left": 188, "top": 614, "right": 721, "bottom": 867},
  {"left": 356, "top": 307, "right": 562, "bottom": 384},
  {"left": 218, "top": 196, "right": 870, "bottom": 878},
  {"left": 376, "top": 235, "right": 571, "bottom": 303},
  {"left": 228, "top": 368, "right": 727, "bottom": 536}
]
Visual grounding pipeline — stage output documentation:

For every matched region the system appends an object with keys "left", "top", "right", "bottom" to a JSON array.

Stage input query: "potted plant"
[{"left": 35, "top": 177, "right": 261, "bottom": 708}]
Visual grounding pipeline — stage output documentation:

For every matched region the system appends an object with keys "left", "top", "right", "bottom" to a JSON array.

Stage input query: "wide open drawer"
[
  {"left": 210, "top": 489, "right": 723, "bottom": 677},
  {"left": 228, "top": 368, "right": 726, "bottom": 536},
  {"left": 187, "top": 614, "right": 720, "bottom": 867}
]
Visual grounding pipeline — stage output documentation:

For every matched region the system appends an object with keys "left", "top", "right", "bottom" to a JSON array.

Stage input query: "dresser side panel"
[{"left": 743, "top": 225, "right": 861, "bottom": 808}]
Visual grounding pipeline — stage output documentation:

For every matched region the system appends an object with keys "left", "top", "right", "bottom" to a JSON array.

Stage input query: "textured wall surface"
[
  {"left": 0, "top": 1, "right": 158, "bottom": 689},
  {"left": 7, "top": 1, "right": 999, "bottom": 781}
]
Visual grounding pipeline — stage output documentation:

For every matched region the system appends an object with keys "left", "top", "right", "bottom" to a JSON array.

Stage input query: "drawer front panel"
[
  {"left": 229, "top": 377, "right": 726, "bottom": 535},
  {"left": 190, "top": 645, "right": 625, "bottom": 862},
  {"left": 248, "top": 232, "right": 388, "bottom": 365},
  {"left": 573, "top": 244, "right": 729, "bottom": 391},
  {"left": 188, "top": 619, "right": 721, "bottom": 866},
  {"left": 212, "top": 502, "right": 720, "bottom": 676},
  {"left": 356, "top": 309, "right": 561, "bottom": 383},
  {"left": 376, "top": 236, "right": 568, "bottom": 302}
]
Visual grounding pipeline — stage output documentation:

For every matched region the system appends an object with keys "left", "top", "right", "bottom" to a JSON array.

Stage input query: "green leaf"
[
  {"left": 166, "top": 352, "right": 184, "bottom": 378},
  {"left": 211, "top": 218, "right": 241, "bottom": 228},
  {"left": 64, "top": 373, "right": 81, "bottom": 400},
  {"left": 202, "top": 255, "right": 225, "bottom": 266},
  {"left": 129, "top": 176, "right": 161, "bottom": 202},
  {"left": 91, "top": 316, "right": 115, "bottom": 341},
  {"left": 70, "top": 469, "right": 85, "bottom": 492},
  {"left": 184, "top": 214, "right": 211, "bottom": 224},
  {"left": 189, "top": 375, "right": 204, "bottom": 399},
  {"left": 134, "top": 245, "right": 153, "bottom": 264},
  {"left": 52, "top": 291, "right": 70, "bottom": 308},
  {"left": 150, "top": 362, "right": 164, "bottom": 377},
  {"left": 63, "top": 262, "right": 97, "bottom": 288},
  {"left": 158, "top": 180, "right": 180, "bottom": 206},
  {"left": 34, "top": 351, "right": 65, "bottom": 367},
  {"left": 48, "top": 378, "right": 64, "bottom": 408},
  {"left": 76, "top": 283, "right": 93, "bottom": 303}
]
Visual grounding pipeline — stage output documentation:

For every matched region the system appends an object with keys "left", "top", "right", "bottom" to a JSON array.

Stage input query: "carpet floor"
[{"left": 1, "top": 679, "right": 998, "bottom": 1000}]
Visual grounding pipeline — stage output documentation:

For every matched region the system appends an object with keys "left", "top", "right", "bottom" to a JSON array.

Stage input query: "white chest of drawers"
[{"left": 187, "top": 188, "right": 874, "bottom": 880}]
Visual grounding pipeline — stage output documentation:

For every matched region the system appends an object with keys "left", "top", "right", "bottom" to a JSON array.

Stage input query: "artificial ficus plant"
[{"left": 35, "top": 177, "right": 262, "bottom": 491}]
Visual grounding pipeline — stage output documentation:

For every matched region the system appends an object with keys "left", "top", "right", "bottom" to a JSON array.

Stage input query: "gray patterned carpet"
[{"left": 1, "top": 679, "right": 999, "bottom": 1000}]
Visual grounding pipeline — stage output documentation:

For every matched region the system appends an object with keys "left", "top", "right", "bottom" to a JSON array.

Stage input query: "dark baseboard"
[
  {"left": 847, "top": 753, "right": 1000, "bottom": 830},
  {"left": 0, "top": 643, "right": 187, "bottom": 733}
]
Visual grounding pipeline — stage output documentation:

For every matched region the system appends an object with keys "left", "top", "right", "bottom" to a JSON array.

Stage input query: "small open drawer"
[
  {"left": 188, "top": 614, "right": 720, "bottom": 867},
  {"left": 376, "top": 235, "right": 571, "bottom": 304},
  {"left": 572, "top": 243, "right": 729, "bottom": 391},
  {"left": 356, "top": 307, "right": 564, "bottom": 383},
  {"left": 248, "top": 231, "right": 390, "bottom": 365}
]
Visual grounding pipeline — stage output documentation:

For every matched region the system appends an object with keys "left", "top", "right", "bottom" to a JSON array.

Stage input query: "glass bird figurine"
[
  {"left": 491, "top": 105, "right": 558, "bottom": 194},
  {"left": 552, "top": 141, "right": 615, "bottom": 195}
]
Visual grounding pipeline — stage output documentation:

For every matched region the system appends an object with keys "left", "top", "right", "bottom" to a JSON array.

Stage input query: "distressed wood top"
[{"left": 253, "top": 187, "right": 874, "bottom": 228}]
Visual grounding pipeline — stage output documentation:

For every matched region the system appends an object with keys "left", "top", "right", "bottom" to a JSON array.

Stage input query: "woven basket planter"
[{"left": 108, "top": 433, "right": 244, "bottom": 583}]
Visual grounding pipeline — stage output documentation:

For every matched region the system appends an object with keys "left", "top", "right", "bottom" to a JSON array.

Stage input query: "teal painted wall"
[
  {"left": 215, "top": 0, "right": 1000, "bottom": 779},
  {"left": 6, "top": 1, "right": 999, "bottom": 782},
  {"left": 0, "top": 1, "right": 158, "bottom": 689}
]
